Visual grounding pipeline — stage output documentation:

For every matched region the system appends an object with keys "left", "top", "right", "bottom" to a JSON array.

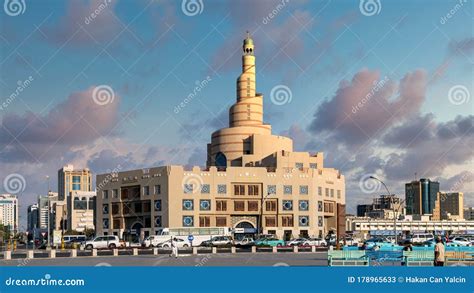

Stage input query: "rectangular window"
[
  {"left": 266, "top": 201, "right": 277, "bottom": 212},
  {"left": 201, "top": 184, "right": 210, "bottom": 193},
  {"left": 134, "top": 202, "right": 142, "bottom": 213},
  {"left": 318, "top": 187, "right": 322, "bottom": 196},
  {"left": 199, "top": 200, "right": 211, "bottom": 211},
  {"left": 295, "top": 162, "right": 303, "bottom": 169},
  {"left": 183, "top": 216, "right": 194, "bottom": 227},
  {"left": 143, "top": 186, "right": 150, "bottom": 196},
  {"left": 217, "top": 184, "right": 227, "bottom": 194},
  {"left": 183, "top": 199, "right": 194, "bottom": 211},
  {"left": 325, "top": 188, "right": 329, "bottom": 197},
  {"left": 318, "top": 201, "right": 323, "bottom": 212},
  {"left": 248, "top": 201, "right": 259, "bottom": 211},
  {"left": 318, "top": 216, "right": 323, "bottom": 227},
  {"left": 103, "top": 190, "right": 109, "bottom": 199},
  {"left": 216, "top": 217, "right": 227, "bottom": 227},
  {"left": 265, "top": 216, "right": 276, "bottom": 227},
  {"left": 143, "top": 201, "right": 151, "bottom": 213},
  {"left": 282, "top": 200, "right": 293, "bottom": 211},
  {"left": 154, "top": 185, "right": 161, "bottom": 194},
  {"left": 283, "top": 185, "right": 292, "bottom": 195},
  {"left": 330, "top": 189, "right": 334, "bottom": 198},
  {"left": 154, "top": 200, "right": 162, "bottom": 211},
  {"left": 216, "top": 200, "right": 227, "bottom": 211},
  {"left": 267, "top": 185, "right": 276, "bottom": 195},
  {"left": 234, "top": 185, "right": 245, "bottom": 196},
  {"left": 337, "top": 190, "right": 341, "bottom": 199},
  {"left": 282, "top": 216, "right": 293, "bottom": 227},
  {"left": 112, "top": 203, "right": 119, "bottom": 215},
  {"left": 309, "top": 163, "right": 317, "bottom": 169},
  {"left": 234, "top": 201, "right": 245, "bottom": 211},
  {"left": 155, "top": 216, "right": 162, "bottom": 227},
  {"left": 248, "top": 185, "right": 259, "bottom": 196},
  {"left": 199, "top": 216, "right": 210, "bottom": 227},
  {"left": 299, "top": 185, "right": 308, "bottom": 195},
  {"left": 112, "top": 189, "right": 118, "bottom": 198}
]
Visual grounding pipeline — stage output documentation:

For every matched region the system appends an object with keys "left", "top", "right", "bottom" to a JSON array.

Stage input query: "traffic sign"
[
  {"left": 188, "top": 235, "right": 194, "bottom": 242},
  {"left": 41, "top": 232, "right": 46, "bottom": 237}
]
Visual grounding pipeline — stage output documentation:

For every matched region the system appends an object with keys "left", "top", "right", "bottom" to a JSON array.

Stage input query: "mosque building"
[{"left": 96, "top": 33, "right": 345, "bottom": 241}]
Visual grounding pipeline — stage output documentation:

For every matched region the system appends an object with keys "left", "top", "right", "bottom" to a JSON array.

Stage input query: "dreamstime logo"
[
  {"left": 449, "top": 262, "right": 467, "bottom": 267},
  {"left": 181, "top": 0, "right": 203, "bottom": 16},
  {"left": 352, "top": 76, "right": 389, "bottom": 114},
  {"left": 270, "top": 85, "right": 292, "bottom": 105},
  {"left": 0, "top": 76, "right": 34, "bottom": 111},
  {"left": 273, "top": 262, "right": 290, "bottom": 267},
  {"left": 3, "top": 173, "right": 26, "bottom": 194},
  {"left": 448, "top": 85, "right": 470, "bottom": 105},
  {"left": 174, "top": 76, "right": 212, "bottom": 114},
  {"left": 359, "top": 174, "right": 381, "bottom": 194},
  {"left": 440, "top": 0, "right": 467, "bottom": 25},
  {"left": 359, "top": 0, "right": 381, "bottom": 17},
  {"left": 4, "top": 0, "right": 26, "bottom": 16},
  {"left": 92, "top": 85, "right": 115, "bottom": 105},
  {"left": 182, "top": 173, "right": 203, "bottom": 194},
  {"left": 262, "top": 0, "right": 290, "bottom": 24},
  {"left": 84, "top": 0, "right": 112, "bottom": 25}
]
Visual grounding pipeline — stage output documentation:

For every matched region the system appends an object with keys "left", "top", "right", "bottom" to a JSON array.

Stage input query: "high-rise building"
[
  {"left": 27, "top": 203, "right": 39, "bottom": 231},
  {"left": 356, "top": 195, "right": 403, "bottom": 219},
  {"left": 0, "top": 194, "right": 18, "bottom": 233},
  {"left": 58, "top": 164, "right": 92, "bottom": 201},
  {"left": 464, "top": 207, "right": 474, "bottom": 220},
  {"left": 405, "top": 178, "right": 439, "bottom": 215},
  {"left": 432, "top": 192, "right": 464, "bottom": 220},
  {"left": 96, "top": 33, "right": 345, "bottom": 241}
]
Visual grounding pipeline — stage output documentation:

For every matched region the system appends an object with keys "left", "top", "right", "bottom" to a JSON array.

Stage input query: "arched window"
[{"left": 215, "top": 152, "right": 227, "bottom": 168}]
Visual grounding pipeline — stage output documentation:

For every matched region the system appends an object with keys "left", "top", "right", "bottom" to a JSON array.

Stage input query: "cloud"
[
  {"left": 308, "top": 69, "right": 426, "bottom": 146},
  {"left": 45, "top": 0, "right": 121, "bottom": 46},
  {"left": 0, "top": 86, "right": 120, "bottom": 163}
]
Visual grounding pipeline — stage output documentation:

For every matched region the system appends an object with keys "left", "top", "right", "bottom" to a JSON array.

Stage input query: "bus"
[{"left": 148, "top": 227, "right": 232, "bottom": 246}]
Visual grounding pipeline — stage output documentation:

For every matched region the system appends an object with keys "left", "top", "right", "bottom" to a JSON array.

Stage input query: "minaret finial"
[{"left": 246, "top": 30, "right": 250, "bottom": 38}]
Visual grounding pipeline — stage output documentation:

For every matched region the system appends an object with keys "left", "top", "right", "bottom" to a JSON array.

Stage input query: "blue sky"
[{"left": 0, "top": 0, "right": 473, "bottom": 226}]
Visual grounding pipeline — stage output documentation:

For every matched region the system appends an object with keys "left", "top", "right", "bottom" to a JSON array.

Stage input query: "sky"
[{"left": 0, "top": 0, "right": 473, "bottom": 228}]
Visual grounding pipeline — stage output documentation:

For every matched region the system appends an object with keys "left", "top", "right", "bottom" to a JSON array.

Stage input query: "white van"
[
  {"left": 409, "top": 233, "right": 433, "bottom": 244},
  {"left": 63, "top": 235, "right": 86, "bottom": 243},
  {"left": 82, "top": 235, "right": 120, "bottom": 249}
]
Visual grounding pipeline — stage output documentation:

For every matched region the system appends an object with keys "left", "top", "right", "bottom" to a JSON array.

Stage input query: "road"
[{"left": 0, "top": 252, "right": 329, "bottom": 266}]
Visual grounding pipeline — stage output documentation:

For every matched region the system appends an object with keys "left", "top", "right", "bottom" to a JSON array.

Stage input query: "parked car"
[
  {"left": 450, "top": 237, "right": 472, "bottom": 246},
  {"left": 254, "top": 238, "right": 285, "bottom": 247},
  {"left": 409, "top": 233, "right": 433, "bottom": 244},
  {"left": 157, "top": 238, "right": 190, "bottom": 248},
  {"left": 234, "top": 237, "right": 254, "bottom": 247},
  {"left": 200, "top": 236, "right": 233, "bottom": 247},
  {"left": 302, "top": 237, "right": 327, "bottom": 247},
  {"left": 142, "top": 235, "right": 163, "bottom": 248},
  {"left": 82, "top": 235, "right": 120, "bottom": 250},
  {"left": 286, "top": 238, "right": 307, "bottom": 246}
]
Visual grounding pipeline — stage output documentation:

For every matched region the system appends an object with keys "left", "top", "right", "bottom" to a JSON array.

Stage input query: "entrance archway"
[{"left": 234, "top": 221, "right": 256, "bottom": 240}]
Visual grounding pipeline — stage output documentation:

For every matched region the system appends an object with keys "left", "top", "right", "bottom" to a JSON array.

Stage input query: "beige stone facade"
[{"left": 96, "top": 34, "right": 345, "bottom": 241}]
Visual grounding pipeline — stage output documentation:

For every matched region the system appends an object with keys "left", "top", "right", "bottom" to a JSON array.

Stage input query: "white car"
[
  {"left": 83, "top": 235, "right": 120, "bottom": 250},
  {"left": 142, "top": 235, "right": 163, "bottom": 248},
  {"left": 158, "top": 238, "right": 190, "bottom": 248},
  {"left": 302, "top": 238, "right": 326, "bottom": 246},
  {"left": 286, "top": 238, "right": 307, "bottom": 246},
  {"left": 235, "top": 237, "right": 254, "bottom": 247},
  {"left": 450, "top": 237, "right": 472, "bottom": 246}
]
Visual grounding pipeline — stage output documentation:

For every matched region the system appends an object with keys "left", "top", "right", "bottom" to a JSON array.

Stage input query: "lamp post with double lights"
[{"left": 369, "top": 176, "right": 402, "bottom": 244}]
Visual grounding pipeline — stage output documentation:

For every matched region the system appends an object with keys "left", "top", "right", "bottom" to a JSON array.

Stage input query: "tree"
[{"left": 84, "top": 228, "right": 95, "bottom": 238}]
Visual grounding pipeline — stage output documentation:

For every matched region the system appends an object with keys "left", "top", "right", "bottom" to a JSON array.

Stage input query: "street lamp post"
[
  {"left": 259, "top": 192, "right": 273, "bottom": 238},
  {"left": 369, "top": 176, "right": 398, "bottom": 244},
  {"left": 46, "top": 175, "right": 51, "bottom": 250}
]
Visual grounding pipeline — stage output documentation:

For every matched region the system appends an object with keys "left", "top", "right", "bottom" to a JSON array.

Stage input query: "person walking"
[
  {"left": 434, "top": 236, "right": 445, "bottom": 266},
  {"left": 171, "top": 237, "right": 178, "bottom": 258}
]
